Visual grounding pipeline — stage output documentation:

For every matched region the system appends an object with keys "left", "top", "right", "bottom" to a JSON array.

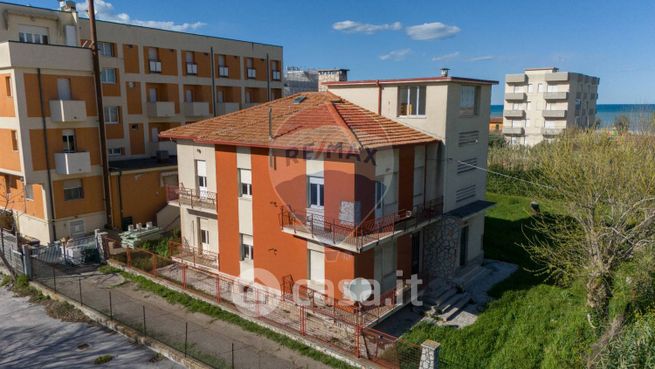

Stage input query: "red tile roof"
[
  {"left": 323, "top": 76, "right": 498, "bottom": 87},
  {"left": 160, "top": 92, "right": 437, "bottom": 153}
]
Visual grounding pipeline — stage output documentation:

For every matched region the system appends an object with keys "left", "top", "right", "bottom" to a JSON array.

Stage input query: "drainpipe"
[
  {"left": 110, "top": 167, "right": 124, "bottom": 230},
  {"left": 266, "top": 53, "right": 271, "bottom": 101},
  {"left": 209, "top": 46, "right": 217, "bottom": 117},
  {"left": 376, "top": 80, "right": 382, "bottom": 115},
  {"left": 36, "top": 68, "right": 57, "bottom": 240},
  {"left": 88, "top": 0, "right": 114, "bottom": 229},
  {"left": 423, "top": 143, "right": 428, "bottom": 208}
]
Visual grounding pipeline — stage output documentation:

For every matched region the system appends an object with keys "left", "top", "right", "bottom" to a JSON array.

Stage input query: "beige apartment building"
[
  {"left": 0, "top": 1, "right": 283, "bottom": 243},
  {"left": 502, "top": 67, "right": 599, "bottom": 146}
]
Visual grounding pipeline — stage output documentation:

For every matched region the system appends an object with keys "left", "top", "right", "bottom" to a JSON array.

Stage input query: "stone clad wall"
[{"left": 422, "top": 216, "right": 462, "bottom": 280}]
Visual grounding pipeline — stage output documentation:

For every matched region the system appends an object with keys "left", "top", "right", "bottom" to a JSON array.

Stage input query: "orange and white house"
[
  {"left": 0, "top": 1, "right": 283, "bottom": 243},
  {"left": 161, "top": 72, "right": 497, "bottom": 300}
]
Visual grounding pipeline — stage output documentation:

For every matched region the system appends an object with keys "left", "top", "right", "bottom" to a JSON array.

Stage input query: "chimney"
[
  {"left": 440, "top": 68, "right": 450, "bottom": 77},
  {"left": 59, "top": 1, "right": 76, "bottom": 12},
  {"left": 318, "top": 68, "right": 349, "bottom": 92}
]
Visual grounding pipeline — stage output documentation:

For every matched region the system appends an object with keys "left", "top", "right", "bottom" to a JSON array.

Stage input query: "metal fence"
[{"left": 0, "top": 228, "right": 25, "bottom": 275}]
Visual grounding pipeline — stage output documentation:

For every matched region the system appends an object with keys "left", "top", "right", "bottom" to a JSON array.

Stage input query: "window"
[
  {"left": 24, "top": 183, "right": 34, "bottom": 200},
  {"left": 271, "top": 60, "right": 281, "bottom": 81},
  {"left": 148, "top": 48, "right": 161, "bottom": 73},
  {"left": 200, "top": 228, "right": 210, "bottom": 247},
  {"left": 375, "top": 180, "right": 386, "bottom": 210},
  {"left": 458, "top": 130, "right": 479, "bottom": 146},
  {"left": 239, "top": 169, "right": 252, "bottom": 197},
  {"left": 5, "top": 76, "right": 11, "bottom": 97},
  {"left": 308, "top": 249, "right": 325, "bottom": 283},
  {"left": 63, "top": 179, "right": 83, "bottom": 201},
  {"left": 196, "top": 160, "right": 208, "bottom": 191},
  {"left": 10, "top": 130, "right": 18, "bottom": 151},
  {"left": 246, "top": 58, "right": 256, "bottom": 79},
  {"left": 457, "top": 158, "right": 477, "bottom": 174},
  {"left": 459, "top": 86, "right": 480, "bottom": 116},
  {"left": 398, "top": 86, "right": 426, "bottom": 116},
  {"left": 185, "top": 89, "right": 193, "bottom": 103},
  {"left": 240, "top": 234, "right": 254, "bottom": 261},
  {"left": 18, "top": 25, "right": 48, "bottom": 44},
  {"left": 148, "top": 88, "right": 158, "bottom": 103},
  {"left": 57, "top": 78, "right": 72, "bottom": 100},
  {"left": 186, "top": 52, "right": 197, "bottom": 75},
  {"left": 456, "top": 185, "right": 476, "bottom": 202},
  {"left": 97, "top": 41, "right": 114, "bottom": 57},
  {"left": 528, "top": 83, "right": 534, "bottom": 93},
  {"left": 108, "top": 147, "right": 122, "bottom": 157},
  {"left": 308, "top": 176, "right": 324, "bottom": 208},
  {"left": 537, "top": 83, "right": 544, "bottom": 93},
  {"left": 104, "top": 106, "right": 120, "bottom": 124},
  {"left": 218, "top": 55, "right": 229, "bottom": 77},
  {"left": 100, "top": 68, "right": 116, "bottom": 84},
  {"left": 62, "top": 129, "right": 75, "bottom": 153},
  {"left": 512, "top": 85, "right": 524, "bottom": 93},
  {"left": 547, "top": 84, "right": 557, "bottom": 93},
  {"left": 527, "top": 100, "right": 533, "bottom": 110}
]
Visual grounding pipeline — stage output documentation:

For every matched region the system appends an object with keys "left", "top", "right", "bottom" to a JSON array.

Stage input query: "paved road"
[{"left": 0, "top": 285, "right": 183, "bottom": 369}]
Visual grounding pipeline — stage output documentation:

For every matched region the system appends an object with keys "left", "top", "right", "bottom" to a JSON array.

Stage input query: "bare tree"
[
  {"left": 523, "top": 132, "right": 655, "bottom": 325},
  {"left": 0, "top": 177, "right": 25, "bottom": 232}
]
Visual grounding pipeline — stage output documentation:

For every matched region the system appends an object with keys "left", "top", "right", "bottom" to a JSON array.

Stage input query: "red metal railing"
[
  {"left": 165, "top": 185, "right": 217, "bottom": 210},
  {"left": 169, "top": 240, "right": 219, "bottom": 270},
  {"left": 279, "top": 197, "right": 444, "bottom": 251}
]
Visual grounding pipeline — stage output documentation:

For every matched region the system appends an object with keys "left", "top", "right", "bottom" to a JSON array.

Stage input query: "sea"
[{"left": 491, "top": 104, "right": 655, "bottom": 129}]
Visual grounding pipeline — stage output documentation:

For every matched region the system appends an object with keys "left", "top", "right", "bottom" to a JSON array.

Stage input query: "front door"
[
  {"left": 459, "top": 226, "right": 469, "bottom": 266},
  {"left": 411, "top": 232, "right": 421, "bottom": 275}
]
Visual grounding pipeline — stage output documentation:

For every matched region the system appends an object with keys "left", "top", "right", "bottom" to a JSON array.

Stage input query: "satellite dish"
[{"left": 345, "top": 278, "right": 373, "bottom": 302}]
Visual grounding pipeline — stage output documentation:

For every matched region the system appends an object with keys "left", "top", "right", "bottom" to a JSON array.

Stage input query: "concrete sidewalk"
[
  {"left": 0, "top": 285, "right": 183, "bottom": 369},
  {"left": 40, "top": 269, "right": 335, "bottom": 369}
]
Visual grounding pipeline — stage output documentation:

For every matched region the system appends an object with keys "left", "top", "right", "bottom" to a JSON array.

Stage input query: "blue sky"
[{"left": 19, "top": 0, "right": 655, "bottom": 104}]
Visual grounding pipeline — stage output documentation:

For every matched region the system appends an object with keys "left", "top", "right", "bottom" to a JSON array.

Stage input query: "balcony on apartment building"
[
  {"left": 216, "top": 102, "right": 240, "bottom": 115},
  {"left": 0, "top": 41, "right": 92, "bottom": 72},
  {"left": 183, "top": 101, "right": 210, "bottom": 117},
  {"left": 147, "top": 101, "right": 176, "bottom": 118},
  {"left": 505, "top": 74, "right": 527, "bottom": 84},
  {"left": 503, "top": 109, "right": 525, "bottom": 118},
  {"left": 165, "top": 185, "right": 216, "bottom": 212},
  {"left": 54, "top": 151, "right": 91, "bottom": 175},
  {"left": 504, "top": 92, "right": 526, "bottom": 101},
  {"left": 543, "top": 91, "right": 569, "bottom": 100},
  {"left": 169, "top": 239, "right": 218, "bottom": 272},
  {"left": 49, "top": 99, "right": 87, "bottom": 122},
  {"left": 542, "top": 127, "right": 565, "bottom": 136},
  {"left": 502, "top": 126, "right": 525, "bottom": 136},
  {"left": 543, "top": 109, "right": 567, "bottom": 119},
  {"left": 279, "top": 197, "right": 444, "bottom": 253},
  {"left": 545, "top": 72, "right": 570, "bottom": 82}
]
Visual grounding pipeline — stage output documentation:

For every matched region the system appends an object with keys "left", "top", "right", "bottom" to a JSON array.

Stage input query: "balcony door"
[
  {"left": 57, "top": 78, "right": 71, "bottom": 100},
  {"left": 374, "top": 240, "right": 397, "bottom": 294},
  {"left": 196, "top": 160, "right": 208, "bottom": 198}
]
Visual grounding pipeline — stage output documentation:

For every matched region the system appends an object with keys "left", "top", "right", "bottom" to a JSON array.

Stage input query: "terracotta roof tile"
[{"left": 160, "top": 92, "right": 437, "bottom": 153}]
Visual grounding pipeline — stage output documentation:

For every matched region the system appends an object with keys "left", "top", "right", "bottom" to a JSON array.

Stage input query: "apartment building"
[
  {"left": 161, "top": 72, "right": 496, "bottom": 300},
  {"left": 0, "top": 2, "right": 283, "bottom": 243},
  {"left": 502, "top": 67, "right": 599, "bottom": 145}
]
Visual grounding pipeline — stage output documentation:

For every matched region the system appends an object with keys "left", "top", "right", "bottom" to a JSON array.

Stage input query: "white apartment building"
[{"left": 502, "top": 67, "right": 599, "bottom": 146}]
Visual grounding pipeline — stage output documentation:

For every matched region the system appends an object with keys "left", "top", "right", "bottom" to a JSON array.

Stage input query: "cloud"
[
  {"left": 379, "top": 48, "right": 411, "bottom": 61},
  {"left": 432, "top": 51, "right": 460, "bottom": 61},
  {"left": 332, "top": 20, "right": 402, "bottom": 34},
  {"left": 406, "top": 22, "right": 460, "bottom": 41},
  {"left": 76, "top": 0, "right": 206, "bottom": 32},
  {"left": 468, "top": 55, "right": 495, "bottom": 62}
]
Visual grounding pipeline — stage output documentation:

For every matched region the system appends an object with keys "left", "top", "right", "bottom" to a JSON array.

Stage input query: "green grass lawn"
[{"left": 403, "top": 192, "right": 593, "bottom": 369}]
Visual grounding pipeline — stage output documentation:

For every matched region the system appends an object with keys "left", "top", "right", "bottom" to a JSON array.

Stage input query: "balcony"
[
  {"left": 543, "top": 91, "right": 569, "bottom": 100},
  {"left": 54, "top": 152, "right": 91, "bottom": 175},
  {"left": 169, "top": 240, "right": 218, "bottom": 271},
  {"left": 542, "top": 127, "right": 564, "bottom": 136},
  {"left": 545, "top": 72, "right": 569, "bottom": 82},
  {"left": 149, "top": 60, "right": 162, "bottom": 73},
  {"left": 147, "top": 101, "right": 175, "bottom": 117},
  {"left": 50, "top": 100, "right": 87, "bottom": 122},
  {"left": 502, "top": 126, "right": 525, "bottom": 136},
  {"left": 504, "top": 92, "right": 525, "bottom": 101},
  {"left": 218, "top": 66, "right": 229, "bottom": 77},
  {"left": 0, "top": 41, "right": 92, "bottom": 71},
  {"left": 503, "top": 110, "right": 525, "bottom": 118},
  {"left": 186, "top": 63, "right": 198, "bottom": 75},
  {"left": 166, "top": 185, "right": 216, "bottom": 212},
  {"left": 247, "top": 68, "right": 256, "bottom": 79},
  {"left": 543, "top": 110, "right": 567, "bottom": 119},
  {"left": 279, "top": 198, "right": 443, "bottom": 253},
  {"left": 216, "top": 102, "right": 240, "bottom": 115},
  {"left": 505, "top": 74, "right": 526, "bottom": 84},
  {"left": 183, "top": 102, "right": 210, "bottom": 117}
]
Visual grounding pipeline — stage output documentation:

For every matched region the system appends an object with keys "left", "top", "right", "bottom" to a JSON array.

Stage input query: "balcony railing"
[
  {"left": 169, "top": 239, "right": 218, "bottom": 270},
  {"left": 55, "top": 151, "right": 91, "bottom": 175},
  {"left": 166, "top": 185, "right": 216, "bottom": 211},
  {"left": 280, "top": 197, "right": 443, "bottom": 251},
  {"left": 147, "top": 101, "right": 175, "bottom": 117}
]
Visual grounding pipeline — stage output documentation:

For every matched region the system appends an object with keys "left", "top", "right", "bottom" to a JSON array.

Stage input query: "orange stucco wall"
[
  {"left": 126, "top": 82, "right": 142, "bottom": 114},
  {"left": 23, "top": 74, "right": 97, "bottom": 118},
  {"left": 106, "top": 111, "right": 124, "bottom": 140},
  {"left": 110, "top": 170, "right": 168, "bottom": 228},
  {"left": 29, "top": 127, "right": 101, "bottom": 171},
  {"left": 216, "top": 86, "right": 240, "bottom": 103},
  {"left": 52, "top": 175, "right": 104, "bottom": 218},
  {"left": 215, "top": 145, "right": 240, "bottom": 276},
  {"left": 123, "top": 44, "right": 140, "bottom": 74},
  {"left": 0, "top": 74, "right": 16, "bottom": 117},
  {"left": 0, "top": 175, "right": 45, "bottom": 219},
  {"left": 0, "top": 129, "right": 21, "bottom": 172},
  {"left": 129, "top": 123, "right": 145, "bottom": 155}
]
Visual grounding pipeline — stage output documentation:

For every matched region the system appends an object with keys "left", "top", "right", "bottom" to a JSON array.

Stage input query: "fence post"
[
  {"left": 231, "top": 342, "right": 235, "bottom": 369},
  {"left": 52, "top": 266, "right": 57, "bottom": 292},
  {"left": 184, "top": 322, "right": 188, "bottom": 357},
  {"left": 151, "top": 253, "right": 157, "bottom": 275},
  {"left": 419, "top": 340, "right": 441, "bottom": 369},
  {"left": 300, "top": 306, "right": 306, "bottom": 336},
  {"left": 182, "top": 265, "right": 187, "bottom": 289},
  {"left": 21, "top": 244, "right": 32, "bottom": 278},
  {"left": 142, "top": 305, "right": 147, "bottom": 336},
  {"left": 78, "top": 278, "right": 83, "bottom": 305},
  {"left": 215, "top": 276, "right": 220, "bottom": 303},
  {"left": 354, "top": 315, "right": 361, "bottom": 358}
]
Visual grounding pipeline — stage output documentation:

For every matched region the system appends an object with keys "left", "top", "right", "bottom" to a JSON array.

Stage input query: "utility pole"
[{"left": 88, "top": 0, "right": 114, "bottom": 229}]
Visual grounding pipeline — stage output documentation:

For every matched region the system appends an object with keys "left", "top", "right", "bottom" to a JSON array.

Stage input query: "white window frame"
[
  {"left": 104, "top": 106, "right": 120, "bottom": 124},
  {"left": 98, "top": 41, "right": 114, "bottom": 57},
  {"left": 62, "top": 129, "right": 75, "bottom": 153},
  {"left": 240, "top": 234, "right": 254, "bottom": 261},
  {"left": 239, "top": 169, "right": 252, "bottom": 198},
  {"left": 108, "top": 147, "right": 122, "bottom": 157},
  {"left": 459, "top": 85, "right": 479, "bottom": 117},
  {"left": 63, "top": 179, "right": 83, "bottom": 201},
  {"left": 100, "top": 68, "right": 116, "bottom": 84},
  {"left": 308, "top": 176, "right": 324, "bottom": 209},
  {"left": 398, "top": 86, "right": 426, "bottom": 116}
]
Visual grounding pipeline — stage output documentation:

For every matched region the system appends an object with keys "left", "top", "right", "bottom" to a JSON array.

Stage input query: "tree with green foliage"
[
  {"left": 613, "top": 115, "right": 630, "bottom": 134},
  {"left": 523, "top": 132, "right": 655, "bottom": 326}
]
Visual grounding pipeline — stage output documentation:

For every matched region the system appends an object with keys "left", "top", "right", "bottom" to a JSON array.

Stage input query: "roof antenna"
[{"left": 268, "top": 107, "right": 273, "bottom": 140}]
